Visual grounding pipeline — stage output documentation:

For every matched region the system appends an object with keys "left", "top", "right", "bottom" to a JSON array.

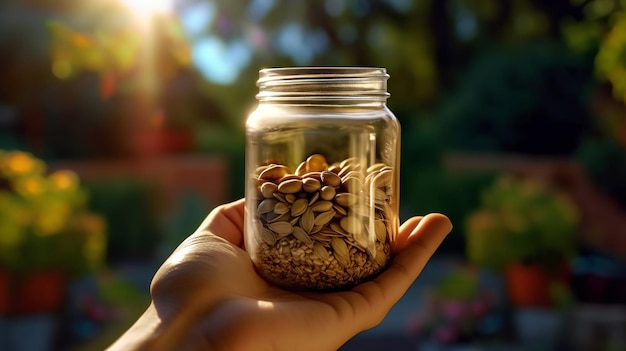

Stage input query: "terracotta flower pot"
[
  {"left": 0, "top": 269, "right": 66, "bottom": 316},
  {"left": 0, "top": 270, "right": 9, "bottom": 314},
  {"left": 505, "top": 263, "right": 568, "bottom": 308}
]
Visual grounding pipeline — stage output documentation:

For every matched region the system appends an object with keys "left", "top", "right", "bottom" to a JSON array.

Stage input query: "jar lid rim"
[{"left": 258, "top": 67, "right": 389, "bottom": 84}]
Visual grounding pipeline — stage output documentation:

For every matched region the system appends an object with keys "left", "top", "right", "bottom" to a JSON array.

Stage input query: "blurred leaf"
[
  {"left": 584, "top": 0, "right": 616, "bottom": 19},
  {"left": 595, "top": 12, "right": 626, "bottom": 101}
]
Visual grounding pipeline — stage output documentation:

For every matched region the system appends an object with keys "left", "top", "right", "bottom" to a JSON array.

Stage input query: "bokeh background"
[{"left": 1, "top": 0, "right": 626, "bottom": 350}]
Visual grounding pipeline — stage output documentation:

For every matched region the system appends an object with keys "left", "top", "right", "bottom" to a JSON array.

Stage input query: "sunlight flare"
[{"left": 119, "top": 0, "right": 173, "bottom": 20}]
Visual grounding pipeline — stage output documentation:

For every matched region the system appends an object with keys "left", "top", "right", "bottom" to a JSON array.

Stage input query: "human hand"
[{"left": 108, "top": 199, "right": 452, "bottom": 351}]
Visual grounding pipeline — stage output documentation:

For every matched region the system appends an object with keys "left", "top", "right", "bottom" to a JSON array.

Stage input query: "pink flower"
[
  {"left": 434, "top": 325, "right": 459, "bottom": 344},
  {"left": 441, "top": 300, "right": 466, "bottom": 322},
  {"left": 470, "top": 298, "right": 490, "bottom": 317}
]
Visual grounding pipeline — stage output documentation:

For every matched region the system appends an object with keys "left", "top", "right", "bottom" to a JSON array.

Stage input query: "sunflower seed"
[
  {"left": 313, "top": 242, "right": 331, "bottom": 260},
  {"left": 258, "top": 199, "right": 278, "bottom": 214},
  {"left": 353, "top": 231, "right": 369, "bottom": 249},
  {"left": 311, "top": 200, "right": 333, "bottom": 212},
  {"left": 331, "top": 238, "right": 350, "bottom": 266},
  {"left": 332, "top": 204, "right": 348, "bottom": 217},
  {"left": 255, "top": 165, "right": 270, "bottom": 176},
  {"left": 295, "top": 161, "right": 308, "bottom": 176},
  {"left": 342, "top": 176, "right": 362, "bottom": 193},
  {"left": 269, "top": 212, "right": 292, "bottom": 224},
  {"left": 302, "top": 177, "right": 322, "bottom": 193},
  {"left": 306, "top": 154, "right": 328, "bottom": 172},
  {"left": 310, "top": 224, "right": 324, "bottom": 234},
  {"left": 273, "top": 192, "right": 287, "bottom": 202},
  {"left": 261, "top": 182, "right": 278, "bottom": 198},
  {"left": 300, "top": 208, "right": 315, "bottom": 233},
  {"left": 278, "top": 179, "right": 303, "bottom": 194},
  {"left": 310, "top": 233, "right": 332, "bottom": 243},
  {"left": 278, "top": 174, "right": 301, "bottom": 183},
  {"left": 374, "top": 220, "right": 387, "bottom": 242},
  {"left": 328, "top": 165, "right": 342, "bottom": 174},
  {"left": 286, "top": 193, "right": 298, "bottom": 203},
  {"left": 335, "top": 193, "right": 358, "bottom": 207},
  {"left": 321, "top": 171, "right": 341, "bottom": 187},
  {"left": 320, "top": 227, "right": 346, "bottom": 237},
  {"left": 319, "top": 185, "right": 336, "bottom": 200},
  {"left": 330, "top": 222, "right": 348, "bottom": 235},
  {"left": 314, "top": 210, "right": 335, "bottom": 227},
  {"left": 268, "top": 221, "right": 293, "bottom": 236},
  {"left": 338, "top": 164, "right": 358, "bottom": 178},
  {"left": 366, "top": 163, "right": 386, "bottom": 173},
  {"left": 290, "top": 198, "right": 308, "bottom": 217},
  {"left": 259, "top": 164, "right": 289, "bottom": 180},
  {"left": 302, "top": 171, "right": 322, "bottom": 180},
  {"left": 292, "top": 226, "right": 313, "bottom": 246},
  {"left": 373, "top": 169, "right": 393, "bottom": 188},
  {"left": 274, "top": 202, "right": 290, "bottom": 215},
  {"left": 261, "top": 227, "right": 277, "bottom": 245},
  {"left": 340, "top": 157, "right": 359, "bottom": 168},
  {"left": 340, "top": 216, "right": 362, "bottom": 236}
]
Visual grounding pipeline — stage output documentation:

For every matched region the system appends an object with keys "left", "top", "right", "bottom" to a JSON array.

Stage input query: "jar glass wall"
[{"left": 245, "top": 67, "right": 400, "bottom": 290}]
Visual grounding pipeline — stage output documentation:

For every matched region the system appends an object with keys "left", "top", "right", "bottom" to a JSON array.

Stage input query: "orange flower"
[
  {"left": 49, "top": 170, "right": 79, "bottom": 192},
  {"left": 2, "top": 151, "right": 43, "bottom": 177},
  {"left": 13, "top": 176, "right": 47, "bottom": 197}
]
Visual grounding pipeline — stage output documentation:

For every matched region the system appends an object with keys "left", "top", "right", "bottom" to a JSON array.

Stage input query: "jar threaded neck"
[{"left": 256, "top": 67, "right": 390, "bottom": 104}]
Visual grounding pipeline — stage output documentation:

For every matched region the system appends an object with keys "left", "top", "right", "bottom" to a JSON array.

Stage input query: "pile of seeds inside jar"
[{"left": 251, "top": 154, "right": 395, "bottom": 290}]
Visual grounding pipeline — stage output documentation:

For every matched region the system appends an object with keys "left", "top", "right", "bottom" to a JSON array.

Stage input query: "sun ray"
[{"left": 118, "top": 0, "right": 173, "bottom": 21}]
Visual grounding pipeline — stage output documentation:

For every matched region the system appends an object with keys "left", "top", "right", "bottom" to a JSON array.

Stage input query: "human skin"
[{"left": 107, "top": 198, "right": 452, "bottom": 351}]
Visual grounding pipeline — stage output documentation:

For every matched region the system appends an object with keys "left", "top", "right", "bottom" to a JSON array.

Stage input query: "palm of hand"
[{"left": 148, "top": 199, "right": 451, "bottom": 351}]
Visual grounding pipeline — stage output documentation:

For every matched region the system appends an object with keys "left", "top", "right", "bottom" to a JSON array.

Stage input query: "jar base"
[{"left": 255, "top": 240, "right": 391, "bottom": 291}]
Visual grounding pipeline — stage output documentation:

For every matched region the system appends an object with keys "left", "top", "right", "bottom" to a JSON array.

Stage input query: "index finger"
[{"left": 196, "top": 198, "right": 246, "bottom": 246}]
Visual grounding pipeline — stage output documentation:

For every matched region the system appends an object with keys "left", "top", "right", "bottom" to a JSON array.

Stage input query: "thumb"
[{"left": 352, "top": 213, "right": 452, "bottom": 327}]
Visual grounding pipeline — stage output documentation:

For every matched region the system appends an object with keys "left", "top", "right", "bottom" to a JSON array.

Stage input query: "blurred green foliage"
[
  {"left": 562, "top": 0, "right": 626, "bottom": 101},
  {"left": 400, "top": 117, "right": 497, "bottom": 253},
  {"left": 85, "top": 178, "right": 158, "bottom": 260},
  {"left": 0, "top": 150, "right": 106, "bottom": 275},
  {"left": 465, "top": 175, "right": 579, "bottom": 270},
  {"left": 576, "top": 138, "right": 626, "bottom": 208},
  {"left": 434, "top": 268, "right": 480, "bottom": 300},
  {"left": 438, "top": 41, "right": 593, "bottom": 155}
]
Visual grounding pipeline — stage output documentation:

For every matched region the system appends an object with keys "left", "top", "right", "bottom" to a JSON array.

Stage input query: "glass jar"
[{"left": 244, "top": 67, "right": 400, "bottom": 291}]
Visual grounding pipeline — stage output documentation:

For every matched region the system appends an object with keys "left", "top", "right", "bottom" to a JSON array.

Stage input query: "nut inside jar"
[{"left": 250, "top": 153, "right": 395, "bottom": 290}]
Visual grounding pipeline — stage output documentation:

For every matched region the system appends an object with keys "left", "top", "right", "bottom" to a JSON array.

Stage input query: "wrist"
[
  {"left": 108, "top": 302, "right": 219, "bottom": 351},
  {"left": 107, "top": 303, "right": 164, "bottom": 351}
]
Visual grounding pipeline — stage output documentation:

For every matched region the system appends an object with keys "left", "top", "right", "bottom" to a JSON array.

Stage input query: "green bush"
[
  {"left": 400, "top": 116, "right": 496, "bottom": 254},
  {"left": 465, "top": 175, "right": 579, "bottom": 271},
  {"left": 438, "top": 41, "right": 593, "bottom": 155}
]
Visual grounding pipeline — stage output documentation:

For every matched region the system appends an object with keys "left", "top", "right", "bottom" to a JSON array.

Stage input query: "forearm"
[{"left": 106, "top": 303, "right": 214, "bottom": 351}]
